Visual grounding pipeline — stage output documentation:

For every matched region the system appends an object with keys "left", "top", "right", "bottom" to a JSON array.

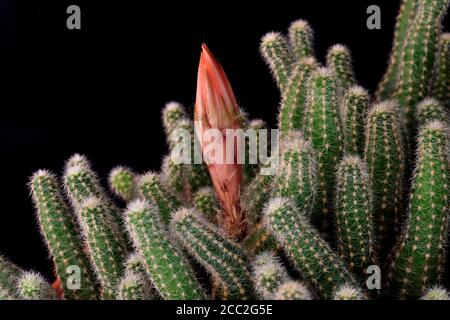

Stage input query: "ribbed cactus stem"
[
  {"left": 264, "top": 197, "right": 357, "bottom": 299},
  {"left": 395, "top": 0, "right": 450, "bottom": 134},
  {"left": 171, "top": 208, "right": 253, "bottom": 300},
  {"left": 0, "top": 255, "right": 22, "bottom": 299},
  {"left": 303, "top": 67, "right": 344, "bottom": 234},
  {"left": 376, "top": 0, "right": 418, "bottom": 100},
  {"left": 138, "top": 172, "right": 180, "bottom": 224},
  {"left": 332, "top": 284, "right": 366, "bottom": 300},
  {"left": 260, "top": 32, "right": 294, "bottom": 92},
  {"left": 244, "top": 119, "right": 268, "bottom": 183},
  {"left": 278, "top": 57, "right": 317, "bottom": 134},
  {"left": 273, "top": 281, "right": 313, "bottom": 300},
  {"left": 125, "top": 200, "right": 204, "bottom": 300},
  {"left": 116, "top": 271, "right": 153, "bottom": 300},
  {"left": 326, "top": 44, "right": 356, "bottom": 89},
  {"left": 193, "top": 187, "right": 219, "bottom": 220},
  {"left": 340, "top": 86, "right": 370, "bottom": 156},
  {"left": 251, "top": 252, "right": 289, "bottom": 299},
  {"left": 30, "top": 170, "right": 97, "bottom": 299},
  {"left": 162, "top": 101, "right": 187, "bottom": 143},
  {"left": 365, "top": 101, "right": 406, "bottom": 255},
  {"left": 162, "top": 153, "right": 186, "bottom": 196},
  {"left": 77, "top": 197, "right": 127, "bottom": 299},
  {"left": 417, "top": 97, "right": 448, "bottom": 128},
  {"left": 335, "top": 156, "right": 375, "bottom": 278},
  {"left": 421, "top": 286, "right": 450, "bottom": 300},
  {"left": 242, "top": 174, "right": 274, "bottom": 225},
  {"left": 242, "top": 222, "right": 279, "bottom": 255},
  {"left": 273, "top": 131, "right": 318, "bottom": 216},
  {"left": 431, "top": 33, "right": 450, "bottom": 104},
  {"left": 389, "top": 121, "right": 450, "bottom": 299},
  {"left": 109, "top": 166, "right": 137, "bottom": 202},
  {"left": 17, "top": 271, "right": 55, "bottom": 300},
  {"left": 288, "top": 19, "right": 315, "bottom": 60}
]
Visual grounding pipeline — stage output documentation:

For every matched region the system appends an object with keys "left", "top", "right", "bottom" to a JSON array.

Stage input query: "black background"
[{"left": 0, "top": 0, "right": 448, "bottom": 282}]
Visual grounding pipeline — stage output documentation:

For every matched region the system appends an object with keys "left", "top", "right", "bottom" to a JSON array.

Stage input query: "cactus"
[
  {"left": 326, "top": 44, "right": 356, "bottom": 90},
  {"left": 376, "top": 0, "right": 418, "bottom": 100},
  {"left": 109, "top": 166, "right": 138, "bottom": 202},
  {"left": 243, "top": 119, "right": 268, "bottom": 183},
  {"left": 77, "top": 197, "right": 127, "bottom": 299},
  {"left": 0, "top": 255, "right": 22, "bottom": 299},
  {"left": 30, "top": 170, "right": 97, "bottom": 299},
  {"left": 335, "top": 156, "right": 375, "bottom": 278},
  {"left": 273, "top": 131, "right": 318, "bottom": 216},
  {"left": 340, "top": 86, "right": 370, "bottom": 156},
  {"left": 137, "top": 172, "right": 181, "bottom": 224},
  {"left": 162, "top": 101, "right": 188, "bottom": 143},
  {"left": 417, "top": 97, "right": 448, "bottom": 128},
  {"left": 242, "top": 173, "right": 274, "bottom": 225},
  {"left": 171, "top": 208, "right": 253, "bottom": 299},
  {"left": 421, "top": 286, "right": 450, "bottom": 300},
  {"left": 278, "top": 57, "right": 317, "bottom": 134},
  {"left": 365, "top": 101, "right": 406, "bottom": 255},
  {"left": 125, "top": 200, "right": 204, "bottom": 300},
  {"left": 17, "top": 271, "right": 55, "bottom": 300},
  {"left": 288, "top": 19, "right": 315, "bottom": 60},
  {"left": 242, "top": 222, "right": 279, "bottom": 255},
  {"left": 260, "top": 32, "right": 294, "bottom": 92},
  {"left": 395, "top": 0, "right": 450, "bottom": 134},
  {"left": 332, "top": 284, "right": 366, "bottom": 300},
  {"left": 251, "top": 252, "right": 289, "bottom": 299},
  {"left": 264, "top": 197, "right": 357, "bottom": 299},
  {"left": 273, "top": 281, "right": 313, "bottom": 300},
  {"left": 431, "top": 33, "right": 450, "bottom": 104},
  {"left": 193, "top": 187, "right": 219, "bottom": 220},
  {"left": 116, "top": 271, "right": 153, "bottom": 300},
  {"left": 388, "top": 121, "right": 450, "bottom": 299},
  {"left": 303, "top": 67, "right": 344, "bottom": 234}
]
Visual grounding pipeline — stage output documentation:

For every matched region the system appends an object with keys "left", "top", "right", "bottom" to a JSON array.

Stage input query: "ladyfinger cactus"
[
  {"left": 170, "top": 208, "right": 253, "bottom": 300},
  {"left": 431, "top": 33, "right": 450, "bottom": 104},
  {"left": 77, "top": 197, "right": 127, "bottom": 299},
  {"left": 326, "top": 44, "right": 356, "bottom": 90},
  {"left": 273, "top": 281, "right": 313, "bottom": 300},
  {"left": 388, "top": 121, "right": 450, "bottom": 299},
  {"left": 0, "top": 255, "right": 22, "bottom": 299},
  {"left": 395, "top": 0, "right": 450, "bottom": 134},
  {"left": 138, "top": 172, "right": 181, "bottom": 224},
  {"left": 421, "top": 286, "right": 450, "bottom": 300},
  {"left": 116, "top": 271, "right": 153, "bottom": 300},
  {"left": 17, "top": 271, "right": 55, "bottom": 300},
  {"left": 242, "top": 174, "right": 274, "bottom": 224},
  {"left": 332, "top": 284, "right": 366, "bottom": 300},
  {"left": 193, "top": 187, "right": 219, "bottom": 220},
  {"left": 376, "top": 0, "right": 418, "bottom": 100},
  {"left": 260, "top": 32, "right": 294, "bottom": 92},
  {"left": 243, "top": 119, "right": 268, "bottom": 183},
  {"left": 264, "top": 197, "right": 357, "bottom": 299},
  {"left": 335, "top": 156, "right": 375, "bottom": 278},
  {"left": 125, "top": 200, "right": 204, "bottom": 300},
  {"left": 288, "top": 19, "right": 315, "bottom": 60},
  {"left": 162, "top": 101, "right": 187, "bottom": 142},
  {"left": 365, "top": 101, "right": 406, "bottom": 255},
  {"left": 273, "top": 131, "right": 318, "bottom": 216},
  {"left": 416, "top": 97, "right": 448, "bottom": 128},
  {"left": 251, "top": 252, "right": 289, "bottom": 299},
  {"left": 30, "top": 170, "right": 97, "bottom": 299},
  {"left": 109, "top": 166, "right": 137, "bottom": 202},
  {"left": 303, "top": 67, "right": 344, "bottom": 233},
  {"left": 340, "top": 86, "right": 370, "bottom": 156},
  {"left": 242, "top": 222, "right": 279, "bottom": 255},
  {"left": 278, "top": 57, "right": 317, "bottom": 134}
]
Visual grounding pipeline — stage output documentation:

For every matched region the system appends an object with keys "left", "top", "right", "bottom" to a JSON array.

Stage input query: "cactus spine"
[
  {"left": 417, "top": 97, "right": 448, "bottom": 128},
  {"left": 421, "top": 286, "right": 450, "bottom": 300},
  {"left": 273, "top": 281, "right": 313, "bottom": 300},
  {"left": 17, "top": 271, "right": 55, "bottom": 300},
  {"left": 431, "top": 33, "right": 450, "bottom": 104},
  {"left": 303, "top": 67, "right": 344, "bottom": 233},
  {"left": 332, "top": 284, "right": 366, "bottom": 300},
  {"left": 326, "top": 44, "right": 356, "bottom": 90},
  {"left": 109, "top": 166, "right": 137, "bottom": 202},
  {"left": 264, "top": 197, "right": 357, "bottom": 299},
  {"left": 125, "top": 200, "right": 204, "bottom": 300},
  {"left": 288, "top": 19, "right": 314, "bottom": 60},
  {"left": 30, "top": 170, "right": 97, "bottom": 299},
  {"left": 335, "top": 156, "right": 375, "bottom": 278},
  {"left": 116, "top": 271, "right": 153, "bottom": 300},
  {"left": 251, "top": 252, "right": 289, "bottom": 299},
  {"left": 340, "top": 86, "right": 370, "bottom": 156},
  {"left": 388, "top": 121, "right": 450, "bottom": 299},
  {"left": 162, "top": 101, "right": 188, "bottom": 144},
  {"left": 260, "top": 32, "right": 294, "bottom": 92},
  {"left": 171, "top": 208, "right": 253, "bottom": 300},
  {"left": 193, "top": 187, "right": 219, "bottom": 220}
]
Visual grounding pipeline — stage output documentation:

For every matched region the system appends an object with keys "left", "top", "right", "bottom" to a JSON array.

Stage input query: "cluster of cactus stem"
[{"left": 2, "top": 0, "right": 450, "bottom": 300}]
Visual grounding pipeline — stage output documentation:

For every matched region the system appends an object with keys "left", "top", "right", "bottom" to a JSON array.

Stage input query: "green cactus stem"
[
  {"left": 193, "top": 187, "right": 219, "bottom": 221},
  {"left": 30, "top": 170, "right": 97, "bottom": 299},
  {"left": 340, "top": 86, "right": 370, "bottom": 156},
  {"left": 243, "top": 119, "right": 268, "bottom": 184},
  {"left": 421, "top": 286, "right": 450, "bottom": 300},
  {"left": 171, "top": 208, "right": 253, "bottom": 300},
  {"left": 264, "top": 197, "right": 357, "bottom": 299},
  {"left": 125, "top": 200, "right": 204, "bottom": 300},
  {"left": 17, "top": 271, "right": 55, "bottom": 300},
  {"left": 260, "top": 32, "right": 294, "bottom": 92},
  {"left": 116, "top": 271, "right": 153, "bottom": 300},
  {"left": 303, "top": 67, "right": 344, "bottom": 234},
  {"left": 273, "top": 281, "right": 313, "bottom": 300},
  {"left": 332, "top": 284, "right": 366, "bottom": 300},
  {"left": 278, "top": 57, "right": 317, "bottom": 134},
  {"left": 109, "top": 166, "right": 138, "bottom": 202},
  {"left": 388, "top": 121, "right": 450, "bottom": 299},
  {"left": 0, "top": 255, "right": 22, "bottom": 299},
  {"left": 162, "top": 101, "right": 188, "bottom": 143},
  {"left": 431, "top": 33, "right": 450, "bottom": 105},
  {"left": 326, "top": 44, "right": 356, "bottom": 90},
  {"left": 416, "top": 97, "right": 448, "bottom": 128},
  {"left": 242, "top": 173, "right": 274, "bottom": 225},
  {"left": 242, "top": 222, "right": 279, "bottom": 255},
  {"left": 288, "top": 19, "right": 315, "bottom": 60},
  {"left": 251, "top": 252, "right": 289, "bottom": 299}
]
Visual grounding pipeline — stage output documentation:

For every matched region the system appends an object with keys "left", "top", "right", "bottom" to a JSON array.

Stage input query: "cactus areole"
[{"left": 194, "top": 44, "right": 245, "bottom": 239}]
